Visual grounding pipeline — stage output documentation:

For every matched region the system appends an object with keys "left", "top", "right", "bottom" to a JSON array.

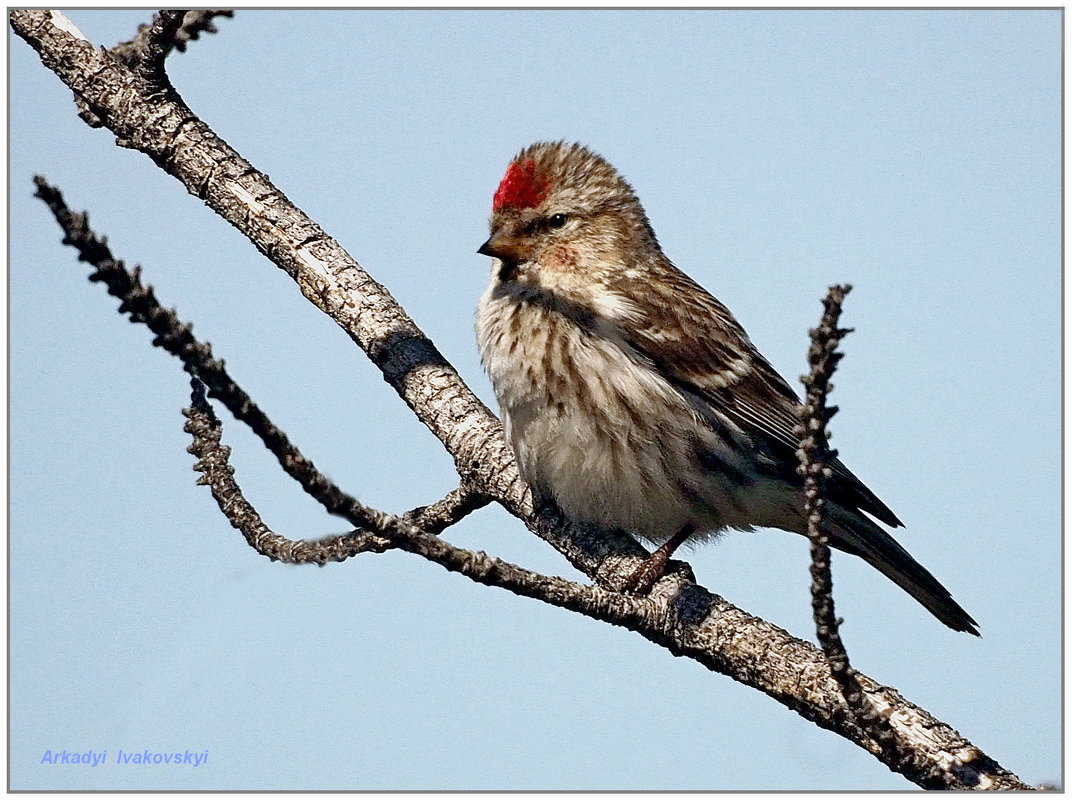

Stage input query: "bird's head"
[{"left": 478, "top": 142, "right": 659, "bottom": 289}]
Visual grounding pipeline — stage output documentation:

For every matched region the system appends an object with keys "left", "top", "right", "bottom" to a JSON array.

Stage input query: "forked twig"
[{"left": 33, "top": 176, "right": 487, "bottom": 540}]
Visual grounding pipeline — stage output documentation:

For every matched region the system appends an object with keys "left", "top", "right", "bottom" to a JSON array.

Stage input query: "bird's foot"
[{"left": 622, "top": 524, "right": 695, "bottom": 595}]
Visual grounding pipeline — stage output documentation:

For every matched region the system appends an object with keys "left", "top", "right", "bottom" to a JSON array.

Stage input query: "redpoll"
[{"left": 476, "top": 141, "right": 977, "bottom": 635}]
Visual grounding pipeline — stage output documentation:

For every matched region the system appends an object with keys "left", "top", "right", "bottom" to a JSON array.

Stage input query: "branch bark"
[{"left": 12, "top": 9, "right": 1028, "bottom": 790}]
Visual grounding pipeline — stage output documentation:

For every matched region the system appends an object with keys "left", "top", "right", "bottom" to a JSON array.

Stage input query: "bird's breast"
[{"left": 477, "top": 284, "right": 733, "bottom": 540}]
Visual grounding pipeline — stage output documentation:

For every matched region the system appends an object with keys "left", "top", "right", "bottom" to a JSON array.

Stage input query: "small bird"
[{"left": 476, "top": 141, "right": 978, "bottom": 635}]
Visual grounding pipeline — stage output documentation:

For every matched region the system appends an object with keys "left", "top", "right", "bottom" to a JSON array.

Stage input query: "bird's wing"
[{"left": 616, "top": 267, "right": 903, "bottom": 528}]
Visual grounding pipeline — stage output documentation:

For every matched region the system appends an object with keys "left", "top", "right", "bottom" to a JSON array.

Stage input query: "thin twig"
[
  {"left": 798, "top": 285, "right": 856, "bottom": 686},
  {"left": 112, "top": 10, "right": 230, "bottom": 66},
  {"left": 169, "top": 10, "right": 233, "bottom": 53},
  {"left": 184, "top": 377, "right": 393, "bottom": 564},
  {"left": 798, "top": 285, "right": 926, "bottom": 778},
  {"left": 83, "top": 10, "right": 231, "bottom": 127},
  {"left": 403, "top": 485, "right": 490, "bottom": 535},
  {"left": 184, "top": 376, "right": 627, "bottom": 614},
  {"left": 33, "top": 175, "right": 488, "bottom": 536}
]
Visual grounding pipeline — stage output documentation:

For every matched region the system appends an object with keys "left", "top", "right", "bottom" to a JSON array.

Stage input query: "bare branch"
[
  {"left": 112, "top": 10, "right": 232, "bottom": 66},
  {"left": 32, "top": 175, "right": 488, "bottom": 536},
  {"left": 404, "top": 485, "right": 490, "bottom": 535},
  {"left": 169, "top": 10, "right": 234, "bottom": 53},
  {"left": 797, "top": 286, "right": 922, "bottom": 776},
  {"left": 798, "top": 286, "right": 859, "bottom": 679},
  {"left": 183, "top": 376, "right": 627, "bottom": 612},
  {"left": 80, "top": 9, "right": 230, "bottom": 127},
  {"left": 129, "top": 10, "right": 185, "bottom": 78},
  {"left": 184, "top": 377, "right": 392, "bottom": 564},
  {"left": 12, "top": 10, "right": 1029, "bottom": 789},
  {"left": 31, "top": 175, "right": 370, "bottom": 527}
]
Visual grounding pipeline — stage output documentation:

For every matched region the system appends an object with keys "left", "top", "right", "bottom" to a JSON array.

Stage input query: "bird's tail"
[{"left": 827, "top": 508, "right": 979, "bottom": 636}]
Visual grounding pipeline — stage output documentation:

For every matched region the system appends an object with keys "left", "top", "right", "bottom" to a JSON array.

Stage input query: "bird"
[{"left": 475, "top": 141, "right": 978, "bottom": 635}]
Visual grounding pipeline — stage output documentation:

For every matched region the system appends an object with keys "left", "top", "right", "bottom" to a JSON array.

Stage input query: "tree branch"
[
  {"left": 183, "top": 376, "right": 643, "bottom": 613},
  {"left": 112, "top": 10, "right": 233, "bottom": 66},
  {"left": 798, "top": 286, "right": 867, "bottom": 692},
  {"left": 32, "top": 174, "right": 487, "bottom": 538},
  {"left": 797, "top": 286, "right": 927, "bottom": 779},
  {"left": 403, "top": 485, "right": 490, "bottom": 535},
  {"left": 184, "top": 377, "right": 391, "bottom": 564},
  {"left": 12, "top": 9, "right": 1028, "bottom": 789}
]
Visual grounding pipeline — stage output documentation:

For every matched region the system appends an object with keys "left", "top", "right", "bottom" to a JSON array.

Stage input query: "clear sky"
[{"left": 10, "top": 8, "right": 1060, "bottom": 791}]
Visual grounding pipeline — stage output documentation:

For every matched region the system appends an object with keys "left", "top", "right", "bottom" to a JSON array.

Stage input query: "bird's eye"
[{"left": 547, "top": 213, "right": 568, "bottom": 229}]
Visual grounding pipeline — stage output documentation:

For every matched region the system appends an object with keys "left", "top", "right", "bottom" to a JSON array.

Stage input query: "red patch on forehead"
[{"left": 492, "top": 158, "right": 549, "bottom": 211}]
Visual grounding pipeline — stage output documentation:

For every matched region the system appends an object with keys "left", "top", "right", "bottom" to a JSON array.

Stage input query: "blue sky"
[{"left": 10, "top": 9, "right": 1060, "bottom": 790}]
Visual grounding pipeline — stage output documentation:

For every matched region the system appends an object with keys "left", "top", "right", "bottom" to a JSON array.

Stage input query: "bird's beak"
[{"left": 478, "top": 227, "right": 527, "bottom": 263}]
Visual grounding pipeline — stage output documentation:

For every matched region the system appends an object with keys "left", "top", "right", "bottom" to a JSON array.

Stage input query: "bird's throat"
[{"left": 497, "top": 259, "right": 519, "bottom": 283}]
